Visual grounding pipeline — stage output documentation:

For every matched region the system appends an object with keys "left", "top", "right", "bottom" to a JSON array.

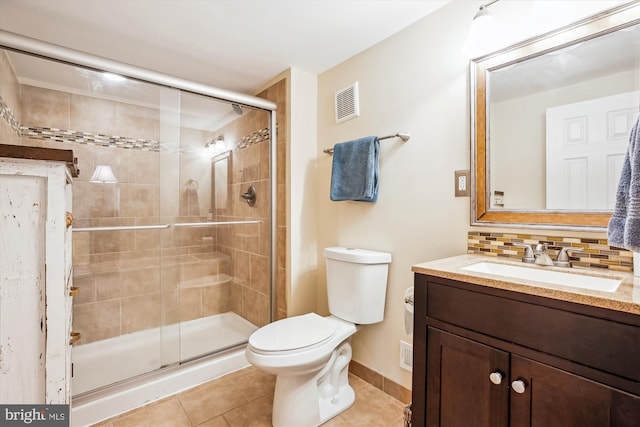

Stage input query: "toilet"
[{"left": 245, "top": 247, "right": 392, "bottom": 427}]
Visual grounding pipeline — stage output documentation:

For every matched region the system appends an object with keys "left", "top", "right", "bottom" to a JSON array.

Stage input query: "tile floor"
[{"left": 92, "top": 367, "right": 407, "bottom": 427}]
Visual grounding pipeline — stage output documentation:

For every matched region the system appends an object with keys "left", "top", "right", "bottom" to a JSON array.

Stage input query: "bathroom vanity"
[{"left": 411, "top": 255, "right": 640, "bottom": 427}]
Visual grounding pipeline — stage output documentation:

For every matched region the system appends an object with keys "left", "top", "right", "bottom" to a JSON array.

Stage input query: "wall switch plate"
[
  {"left": 400, "top": 341, "right": 413, "bottom": 372},
  {"left": 455, "top": 170, "right": 470, "bottom": 197}
]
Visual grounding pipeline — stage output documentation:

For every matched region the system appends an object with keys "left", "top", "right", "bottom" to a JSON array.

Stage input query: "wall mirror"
[
  {"left": 471, "top": 2, "right": 640, "bottom": 230},
  {"left": 212, "top": 152, "right": 231, "bottom": 212}
]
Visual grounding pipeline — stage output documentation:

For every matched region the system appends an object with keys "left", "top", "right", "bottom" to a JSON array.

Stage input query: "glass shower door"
[{"left": 163, "top": 91, "right": 272, "bottom": 365}]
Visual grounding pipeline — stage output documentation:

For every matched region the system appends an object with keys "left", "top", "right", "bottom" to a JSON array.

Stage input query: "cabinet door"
[
  {"left": 426, "top": 328, "right": 509, "bottom": 427},
  {"left": 511, "top": 355, "right": 640, "bottom": 427}
]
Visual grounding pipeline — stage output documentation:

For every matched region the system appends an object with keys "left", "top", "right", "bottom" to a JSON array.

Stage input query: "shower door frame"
[{"left": 0, "top": 26, "right": 279, "bottom": 363}]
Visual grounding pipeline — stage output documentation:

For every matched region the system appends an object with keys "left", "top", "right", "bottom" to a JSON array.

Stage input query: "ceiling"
[{"left": 0, "top": 0, "right": 450, "bottom": 95}]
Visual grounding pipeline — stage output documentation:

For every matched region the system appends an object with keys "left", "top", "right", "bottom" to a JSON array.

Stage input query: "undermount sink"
[{"left": 461, "top": 262, "right": 622, "bottom": 293}]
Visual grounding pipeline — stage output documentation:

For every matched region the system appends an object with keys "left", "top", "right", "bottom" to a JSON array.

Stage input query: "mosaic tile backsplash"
[{"left": 468, "top": 231, "right": 633, "bottom": 272}]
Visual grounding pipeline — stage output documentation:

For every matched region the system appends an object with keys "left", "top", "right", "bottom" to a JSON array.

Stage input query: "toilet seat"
[{"left": 249, "top": 313, "right": 336, "bottom": 353}]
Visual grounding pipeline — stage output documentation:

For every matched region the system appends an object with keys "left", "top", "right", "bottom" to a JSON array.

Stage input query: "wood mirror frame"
[{"left": 471, "top": 2, "right": 640, "bottom": 230}]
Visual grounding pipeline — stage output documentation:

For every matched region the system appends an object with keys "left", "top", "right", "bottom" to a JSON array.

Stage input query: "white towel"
[{"left": 179, "top": 179, "right": 200, "bottom": 216}]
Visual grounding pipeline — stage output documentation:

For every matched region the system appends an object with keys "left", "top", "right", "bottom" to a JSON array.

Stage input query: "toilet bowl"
[
  {"left": 245, "top": 247, "right": 392, "bottom": 427},
  {"left": 246, "top": 313, "right": 358, "bottom": 426}
]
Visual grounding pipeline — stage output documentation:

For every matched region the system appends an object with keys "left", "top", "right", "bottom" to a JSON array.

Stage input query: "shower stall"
[{"left": 0, "top": 30, "right": 277, "bottom": 424}]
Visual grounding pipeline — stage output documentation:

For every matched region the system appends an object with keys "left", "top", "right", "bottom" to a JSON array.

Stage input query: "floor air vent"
[{"left": 335, "top": 81, "right": 360, "bottom": 124}]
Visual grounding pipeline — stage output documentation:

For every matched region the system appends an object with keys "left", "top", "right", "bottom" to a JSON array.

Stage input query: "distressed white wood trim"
[
  {"left": 0, "top": 157, "right": 72, "bottom": 404},
  {"left": 0, "top": 173, "right": 46, "bottom": 402}
]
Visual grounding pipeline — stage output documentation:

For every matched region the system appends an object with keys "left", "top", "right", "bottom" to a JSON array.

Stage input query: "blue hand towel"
[
  {"left": 608, "top": 114, "right": 640, "bottom": 250},
  {"left": 330, "top": 136, "right": 379, "bottom": 202}
]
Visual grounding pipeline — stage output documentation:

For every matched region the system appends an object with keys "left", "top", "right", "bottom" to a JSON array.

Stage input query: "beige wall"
[
  {"left": 316, "top": 2, "right": 472, "bottom": 389},
  {"left": 287, "top": 68, "right": 319, "bottom": 316},
  {"left": 314, "top": 0, "right": 624, "bottom": 390}
]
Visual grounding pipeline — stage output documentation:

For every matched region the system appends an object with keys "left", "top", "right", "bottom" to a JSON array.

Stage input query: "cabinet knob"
[
  {"left": 511, "top": 379, "right": 527, "bottom": 394},
  {"left": 489, "top": 371, "right": 503, "bottom": 385}
]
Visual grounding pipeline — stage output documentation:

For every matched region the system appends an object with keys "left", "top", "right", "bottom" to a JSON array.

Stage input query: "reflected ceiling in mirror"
[{"left": 471, "top": 2, "right": 640, "bottom": 230}]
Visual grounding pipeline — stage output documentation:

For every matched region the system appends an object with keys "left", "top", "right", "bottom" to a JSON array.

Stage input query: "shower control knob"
[
  {"left": 241, "top": 185, "right": 257, "bottom": 207},
  {"left": 489, "top": 371, "right": 503, "bottom": 385}
]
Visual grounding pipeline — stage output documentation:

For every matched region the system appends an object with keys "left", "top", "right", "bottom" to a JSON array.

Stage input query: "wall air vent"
[{"left": 335, "top": 81, "right": 360, "bottom": 124}]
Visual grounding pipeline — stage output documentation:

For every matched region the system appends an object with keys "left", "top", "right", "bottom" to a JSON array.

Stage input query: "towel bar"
[{"left": 323, "top": 132, "right": 410, "bottom": 155}]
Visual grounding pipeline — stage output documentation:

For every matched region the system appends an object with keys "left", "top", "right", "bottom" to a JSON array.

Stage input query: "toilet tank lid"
[{"left": 325, "top": 247, "right": 391, "bottom": 264}]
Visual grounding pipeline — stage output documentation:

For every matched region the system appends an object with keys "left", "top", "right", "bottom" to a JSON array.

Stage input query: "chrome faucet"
[
  {"left": 512, "top": 243, "right": 535, "bottom": 264},
  {"left": 554, "top": 247, "right": 585, "bottom": 268},
  {"left": 514, "top": 243, "right": 584, "bottom": 268},
  {"left": 533, "top": 243, "right": 554, "bottom": 266}
]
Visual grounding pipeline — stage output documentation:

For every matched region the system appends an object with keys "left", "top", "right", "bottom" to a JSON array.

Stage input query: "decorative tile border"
[
  {"left": 21, "top": 125, "right": 163, "bottom": 151},
  {"left": 0, "top": 96, "right": 21, "bottom": 136},
  {"left": 20, "top": 125, "right": 270, "bottom": 154},
  {"left": 1, "top": 95, "right": 270, "bottom": 153},
  {"left": 237, "top": 127, "right": 271, "bottom": 149},
  {"left": 468, "top": 231, "right": 633, "bottom": 272}
]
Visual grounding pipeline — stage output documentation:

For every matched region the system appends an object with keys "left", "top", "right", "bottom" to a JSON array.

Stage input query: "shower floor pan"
[{"left": 72, "top": 311, "right": 257, "bottom": 396}]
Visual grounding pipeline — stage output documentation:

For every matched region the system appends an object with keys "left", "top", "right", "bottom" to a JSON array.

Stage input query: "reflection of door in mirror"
[
  {"left": 486, "top": 18, "right": 640, "bottom": 212},
  {"left": 546, "top": 91, "right": 639, "bottom": 210},
  {"left": 211, "top": 152, "right": 230, "bottom": 212}
]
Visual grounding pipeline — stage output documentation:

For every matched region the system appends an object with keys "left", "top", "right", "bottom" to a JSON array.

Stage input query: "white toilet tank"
[{"left": 325, "top": 247, "right": 392, "bottom": 324}]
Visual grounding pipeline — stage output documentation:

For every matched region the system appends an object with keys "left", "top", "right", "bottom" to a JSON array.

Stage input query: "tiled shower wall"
[
  {"left": 257, "top": 79, "right": 288, "bottom": 321},
  {"left": 200, "top": 103, "right": 275, "bottom": 329},
  {"left": 0, "top": 50, "right": 277, "bottom": 344}
]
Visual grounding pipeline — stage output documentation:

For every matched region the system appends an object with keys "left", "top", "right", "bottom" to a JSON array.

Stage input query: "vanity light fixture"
[
  {"left": 89, "top": 165, "right": 118, "bottom": 183},
  {"left": 463, "top": 0, "right": 501, "bottom": 58},
  {"left": 204, "top": 136, "right": 228, "bottom": 158}
]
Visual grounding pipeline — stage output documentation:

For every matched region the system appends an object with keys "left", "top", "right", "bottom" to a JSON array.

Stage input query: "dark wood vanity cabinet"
[
  {"left": 426, "top": 327, "right": 509, "bottom": 427},
  {"left": 412, "top": 274, "right": 640, "bottom": 427}
]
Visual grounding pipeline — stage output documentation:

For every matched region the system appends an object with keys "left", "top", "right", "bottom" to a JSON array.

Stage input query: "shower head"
[{"left": 232, "top": 103, "right": 243, "bottom": 115}]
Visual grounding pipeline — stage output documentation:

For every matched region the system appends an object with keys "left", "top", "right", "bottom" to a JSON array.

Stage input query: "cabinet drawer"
[{"left": 426, "top": 282, "right": 640, "bottom": 382}]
